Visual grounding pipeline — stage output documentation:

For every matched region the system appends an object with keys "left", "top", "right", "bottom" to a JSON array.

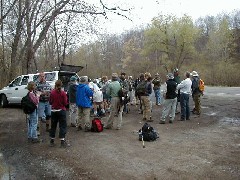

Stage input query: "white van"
[{"left": 0, "top": 64, "right": 83, "bottom": 107}]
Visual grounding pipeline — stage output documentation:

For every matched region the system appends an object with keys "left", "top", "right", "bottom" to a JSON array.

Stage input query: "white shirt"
[{"left": 177, "top": 78, "right": 192, "bottom": 94}]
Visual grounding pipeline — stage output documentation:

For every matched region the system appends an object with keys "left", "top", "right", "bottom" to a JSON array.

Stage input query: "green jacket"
[{"left": 106, "top": 80, "right": 121, "bottom": 98}]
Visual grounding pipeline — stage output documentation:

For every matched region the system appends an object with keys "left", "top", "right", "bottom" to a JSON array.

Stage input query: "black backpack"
[
  {"left": 139, "top": 123, "right": 159, "bottom": 141},
  {"left": 21, "top": 92, "right": 37, "bottom": 114}
]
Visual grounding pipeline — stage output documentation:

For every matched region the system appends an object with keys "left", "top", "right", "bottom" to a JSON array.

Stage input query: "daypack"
[
  {"left": 138, "top": 123, "right": 159, "bottom": 141},
  {"left": 21, "top": 92, "right": 37, "bottom": 114},
  {"left": 136, "top": 81, "right": 147, "bottom": 96},
  {"left": 199, "top": 79, "right": 205, "bottom": 92},
  {"left": 91, "top": 118, "right": 103, "bottom": 132}
]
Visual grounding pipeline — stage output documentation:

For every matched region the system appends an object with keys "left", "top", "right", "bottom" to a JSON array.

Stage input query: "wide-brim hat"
[{"left": 191, "top": 71, "right": 199, "bottom": 77}]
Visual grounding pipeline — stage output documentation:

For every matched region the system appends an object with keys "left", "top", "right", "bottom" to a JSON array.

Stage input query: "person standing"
[
  {"left": 76, "top": 76, "right": 93, "bottom": 132},
  {"left": 173, "top": 68, "right": 181, "bottom": 114},
  {"left": 105, "top": 73, "right": 123, "bottom": 130},
  {"left": 159, "top": 73, "right": 178, "bottom": 124},
  {"left": 68, "top": 76, "right": 78, "bottom": 127},
  {"left": 136, "top": 73, "right": 152, "bottom": 122},
  {"left": 152, "top": 73, "right": 161, "bottom": 106},
  {"left": 49, "top": 80, "right": 68, "bottom": 147},
  {"left": 191, "top": 71, "right": 202, "bottom": 116},
  {"left": 36, "top": 72, "right": 52, "bottom": 134},
  {"left": 119, "top": 72, "right": 129, "bottom": 113},
  {"left": 177, "top": 71, "right": 192, "bottom": 121},
  {"left": 27, "top": 81, "right": 40, "bottom": 143}
]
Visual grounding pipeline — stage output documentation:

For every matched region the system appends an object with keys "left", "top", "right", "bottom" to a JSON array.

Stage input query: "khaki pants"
[
  {"left": 78, "top": 107, "right": 91, "bottom": 130},
  {"left": 106, "top": 97, "right": 124, "bottom": 129},
  {"left": 193, "top": 94, "right": 201, "bottom": 114},
  {"left": 140, "top": 96, "right": 151, "bottom": 120}
]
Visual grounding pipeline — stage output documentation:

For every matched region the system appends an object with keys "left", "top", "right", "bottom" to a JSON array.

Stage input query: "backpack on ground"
[
  {"left": 91, "top": 118, "right": 103, "bottom": 132},
  {"left": 138, "top": 123, "right": 159, "bottom": 141},
  {"left": 21, "top": 92, "right": 37, "bottom": 114},
  {"left": 199, "top": 79, "right": 205, "bottom": 92}
]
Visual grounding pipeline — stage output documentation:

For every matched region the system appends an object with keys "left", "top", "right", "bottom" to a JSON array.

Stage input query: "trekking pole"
[{"left": 141, "top": 130, "right": 145, "bottom": 148}]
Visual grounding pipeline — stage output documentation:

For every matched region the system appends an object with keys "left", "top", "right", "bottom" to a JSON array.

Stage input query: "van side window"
[
  {"left": 45, "top": 72, "right": 56, "bottom": 81},
  {"left": 21, "top": 76, "right": 29, "bottom": 85},
  {"left": 33, "top": 75, "right": 39, "bottom": 83},
  {"left": 10, "top": 77, "right": 21, "bottom": 87}
]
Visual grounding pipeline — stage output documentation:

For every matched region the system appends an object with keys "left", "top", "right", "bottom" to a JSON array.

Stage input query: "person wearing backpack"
[
  {"left": 105, "top": 73, "right": 123, "bottom": 130},
  {"left": 26, "top": 81, "right": 40, "bottom": 143},
  {"left": 191, "top": 71, "right": 202, "bottom": 116},
  {"left": 152, "top": 73, "right": 161, "bottom": 106},
  {"left": 49, "top": 80, "right": 69, "bottom": 147},
  {"left": 136, "top": 73, "right": 152, "bottom": 122},
  {"left": 119, "top": 72, "right": 130, "bottom": 113},
  {"left": 68, "top": 76, "right": 78, "bottom": 127}
]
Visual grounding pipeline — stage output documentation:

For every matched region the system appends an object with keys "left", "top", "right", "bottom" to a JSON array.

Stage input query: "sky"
[{"left": 100, "top": 0, "right": 240, "bottom": 34}]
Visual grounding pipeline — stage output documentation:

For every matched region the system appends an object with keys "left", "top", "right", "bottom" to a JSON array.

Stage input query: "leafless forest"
[{"left": 0, "top": 0, "right": 240, "bottom": 87}]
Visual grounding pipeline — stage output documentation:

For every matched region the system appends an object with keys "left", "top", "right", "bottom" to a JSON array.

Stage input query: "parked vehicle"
[{"left": 0, "top": 64, "right": 83, "bottom": 107}]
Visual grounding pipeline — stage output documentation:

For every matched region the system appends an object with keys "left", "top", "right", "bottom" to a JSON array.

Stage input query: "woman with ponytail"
[{"left": 49, "top": 80, "right": 69, "bottom": 147}]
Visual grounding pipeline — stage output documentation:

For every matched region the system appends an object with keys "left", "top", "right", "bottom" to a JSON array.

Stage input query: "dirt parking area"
[{"left": 0, "top": 87, "right": 240, "bottom": 180}]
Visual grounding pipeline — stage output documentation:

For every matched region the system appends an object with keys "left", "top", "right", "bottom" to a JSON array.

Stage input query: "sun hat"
[{"left": 191, "top": 71, "right": 199, "bottom": 77}]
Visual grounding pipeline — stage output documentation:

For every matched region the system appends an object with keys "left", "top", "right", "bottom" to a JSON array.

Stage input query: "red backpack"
[{"left": 91, "top": 118, "right": 103, "bottom": 132}]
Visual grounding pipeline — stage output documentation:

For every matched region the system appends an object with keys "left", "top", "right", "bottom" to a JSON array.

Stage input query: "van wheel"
[{"left": 0, "top": 94, "right": 8, "bottom": 108}]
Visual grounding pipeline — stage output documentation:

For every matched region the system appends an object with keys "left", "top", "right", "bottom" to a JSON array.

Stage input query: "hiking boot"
[
  {"left": 84, "top": 127, "right": 91, "bottom": 132},
  {"left": 159, "top": 120, "right": 165, "bottom": 124},
  {"left": 32, "top": 138, "right": 40, "bottom": 143},
  {"left": 77, "top": 126, "right": 83, "bottom": 131},
  {"left": 50, "top": 139, "right": 55, "bottom": 147},
  {"left": 104, "top": 125, "right": 112, "bottom": 129},
  {"left": 70, "top": 123, "right": 76, "bottom": 127}
]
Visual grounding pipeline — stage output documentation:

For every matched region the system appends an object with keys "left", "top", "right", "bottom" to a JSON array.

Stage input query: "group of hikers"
[{"left": 25, "top": 69, "right": 203, "bottom": 147}]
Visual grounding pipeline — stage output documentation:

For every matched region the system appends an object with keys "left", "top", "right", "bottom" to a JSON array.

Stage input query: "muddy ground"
[{"left": 0, "top": 86, "right": 240, "bottom": 180}]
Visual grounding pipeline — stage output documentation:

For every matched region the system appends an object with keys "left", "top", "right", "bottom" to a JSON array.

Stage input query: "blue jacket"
[{"left": 76, "top": 84, "right": 93, "bottom": 108}]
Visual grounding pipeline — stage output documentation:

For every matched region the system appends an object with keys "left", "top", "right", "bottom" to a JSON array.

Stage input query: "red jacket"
[{"left": 50, "top": 89, "right": 68, "bottom": 110}]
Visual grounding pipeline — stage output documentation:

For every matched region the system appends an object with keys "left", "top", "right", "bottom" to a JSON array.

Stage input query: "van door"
[{"left": 6, "top": 75, "right": 29, "bottom": 104}]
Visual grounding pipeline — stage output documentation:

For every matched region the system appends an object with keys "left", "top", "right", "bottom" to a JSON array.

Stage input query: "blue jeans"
[
  {"left": 180, "top": 93, "right": 190, "bottom": 120},
  {"left": 50, "top": 110, "right": 67, "bottom": 139},
  {"left": 154, "top": 89, "right": 161, "bottom": 105},
  {"left": 28, "top": 109, "right": 38, "bottom": 139},
  {"left": 38, "top": 101, "right": 51, "bottom": 120}
]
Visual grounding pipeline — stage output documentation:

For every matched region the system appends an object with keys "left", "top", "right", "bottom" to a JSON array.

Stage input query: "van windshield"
[{"left": 33, "top": 72, "right": 56, "bottom": 83}]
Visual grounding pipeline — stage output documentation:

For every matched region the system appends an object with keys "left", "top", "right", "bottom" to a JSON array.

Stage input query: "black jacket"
[{"left": 166, "top": 79, "right": 177, "bottom": 99}]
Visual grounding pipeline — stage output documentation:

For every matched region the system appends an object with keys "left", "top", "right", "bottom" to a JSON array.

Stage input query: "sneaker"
[
  {"left": 169, "top": 120, "right": 173, "bottom": 124},
  {"left": 60, "top": 140, "right": 68, "bottom": 148},
  {"left": 50, "top": 139, "right": 55, "bottom": 147},
  {"left": 159, "top": 120, "right": 165, "bottom": 124}
]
